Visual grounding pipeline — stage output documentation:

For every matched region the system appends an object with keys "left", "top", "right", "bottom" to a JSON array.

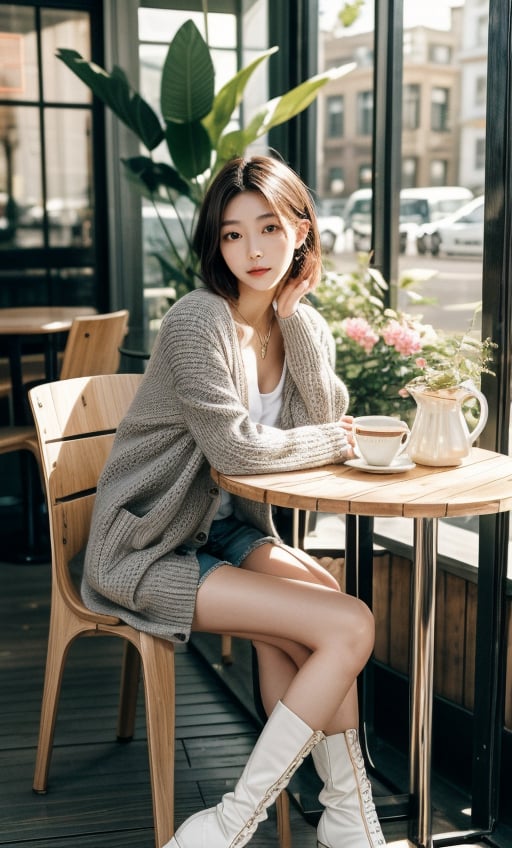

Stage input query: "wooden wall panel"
[
  {"left": 319, "top": 547, "right": 511, "bottom": 731},
  {"left": 373, "top": 553, "right": 391, "bottom": 665},
  {"left": 388, "top": 556, "right": 411, "bottom": 674},
  {"left": 463, "top": 581, "right": 477, "bottom": 711},
  {"left": 434, "top": 572, "right": 466, "bottom": 703}
]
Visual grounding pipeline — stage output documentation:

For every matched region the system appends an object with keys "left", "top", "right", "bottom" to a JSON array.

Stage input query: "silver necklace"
[{"left": 231, "top": 304, "right": 275, "bottom": 359}]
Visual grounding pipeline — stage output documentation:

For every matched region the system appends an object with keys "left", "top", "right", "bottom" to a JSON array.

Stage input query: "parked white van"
[{"left": 344, "top": 186, "right": 474, "bottom": 253}]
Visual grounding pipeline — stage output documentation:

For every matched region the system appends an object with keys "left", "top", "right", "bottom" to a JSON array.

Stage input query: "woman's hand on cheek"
[{"left": 275, "top": 278, "right": 313, "bottom": 319}]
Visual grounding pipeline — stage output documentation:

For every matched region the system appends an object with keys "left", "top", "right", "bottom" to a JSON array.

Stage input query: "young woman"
[{"left": 82, "top": 155, "right": 386, "bottom": 848}]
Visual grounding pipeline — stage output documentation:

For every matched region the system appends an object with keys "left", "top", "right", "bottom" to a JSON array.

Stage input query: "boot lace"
[{"left": 345, "top": 729, "right": 386, "bottom": 846}]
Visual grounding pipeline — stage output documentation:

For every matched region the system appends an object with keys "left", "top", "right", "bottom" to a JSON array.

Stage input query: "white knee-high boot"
[
  {"left": 311, "top": 729, "right": 386, "bottom": 848},
  {"left": 164, "top": 700, "right": 323, "bottom": 848}
]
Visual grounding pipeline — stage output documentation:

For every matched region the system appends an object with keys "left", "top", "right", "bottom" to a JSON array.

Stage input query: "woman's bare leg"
[
  {"left": 239, "top": 542, "right": 360, "bottom": 733},
  {"left": 250, "top": 638, "right": 360, "bottom": 734},
  {"left": 192, "top": 544, "right": 374, "bottom": 733}
]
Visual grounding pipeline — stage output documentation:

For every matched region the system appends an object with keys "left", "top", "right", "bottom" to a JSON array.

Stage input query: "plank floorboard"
[{"left": 2, "top": 558, "right": 512, "bottom": 848}]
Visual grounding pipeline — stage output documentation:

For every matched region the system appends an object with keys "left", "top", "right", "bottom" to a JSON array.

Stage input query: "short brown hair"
[{"left": 193, "top": 155, "right": 322, "bottom": 299}]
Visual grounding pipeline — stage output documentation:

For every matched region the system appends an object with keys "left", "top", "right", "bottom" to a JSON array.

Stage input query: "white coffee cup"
[{"left": 352, "top": 415, "right": 411, "bottom": 467}]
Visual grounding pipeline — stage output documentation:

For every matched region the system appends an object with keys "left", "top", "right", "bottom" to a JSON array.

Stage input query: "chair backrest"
[
  {"left": 28, "top": 373, "right": 142, "bottom": 620},
  {"left": 59, "top": 310, "right": 129, "bottom": 381}
]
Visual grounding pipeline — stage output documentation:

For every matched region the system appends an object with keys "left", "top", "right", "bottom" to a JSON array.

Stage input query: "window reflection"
[
  {"left": 41, "top": 9, "right": 91, "bottom": 103},
  {"left": 0, "top": 5, "right": 94, "bottom": 251},
  {"left": 0, "top": 5, "right": 38, "bottom": 100},
  {"left": 0, "top": 104, "right": 42, "bottom": 247},
  {"left": 45, "top": 109, "right": 93, "bottom": 248}
]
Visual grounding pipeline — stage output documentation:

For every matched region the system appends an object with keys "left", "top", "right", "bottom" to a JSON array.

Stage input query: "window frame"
[{"left": 0, "top": 0, "right": 107, "bottom": 311}]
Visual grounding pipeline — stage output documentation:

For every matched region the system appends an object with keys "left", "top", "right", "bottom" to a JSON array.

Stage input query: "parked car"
[
  {"left": 315, "top": 198, "right": 346, "bottom": 253},
  {"left": 416, "top": 195, "right": 484, "bottom": 256},
  {"left": 401, "top": 187, "right": 475, "bottom": 253},
  {"left": 344, "top": 186, "right": 474, "bottom": 253}
]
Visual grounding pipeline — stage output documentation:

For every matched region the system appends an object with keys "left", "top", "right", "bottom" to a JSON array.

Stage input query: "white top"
[{"left": 214, "top": 351, "right": 286, "bottom": 520}]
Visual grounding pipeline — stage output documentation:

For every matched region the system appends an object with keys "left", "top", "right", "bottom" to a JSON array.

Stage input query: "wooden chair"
[
  {"left": 58, "top": 309, "right": 129, "bottom": 380},
  {"left": 0, "top": 309, "right": 129, "bottom": 414},
  {"left": 28, "top": 373, "right": 176, "bottom": 848},
  {"left": 0, "top": 310, "right": 130, "bottom": 551},
  {"left": 0, "top": 308, "right": 129, "bottom": 438},
  {"left": 28, "top": 372, "right": 292, "bottom": 848}
]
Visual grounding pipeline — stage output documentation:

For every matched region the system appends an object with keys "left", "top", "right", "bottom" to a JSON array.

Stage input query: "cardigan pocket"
[{"left": 97, "top": 507, "right": 148, "bottom": 567}]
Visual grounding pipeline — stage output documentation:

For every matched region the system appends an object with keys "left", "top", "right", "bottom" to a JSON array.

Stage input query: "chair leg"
[
  {"left": 276, "top": 789, "right": 293, "bottom": 848},
  {"left": 33, "top": 600, "right": 82, "bottom": 793},
  {"left": 117, "top": 640, "right": 141, "bottom": 741},
  {"left": 138, "top": 632, "right": 176, "bottom": 848}
]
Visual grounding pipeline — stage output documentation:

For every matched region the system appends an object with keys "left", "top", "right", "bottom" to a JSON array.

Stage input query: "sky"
[{"left": 319, "top": 0, "right": 465, "bottom": 33}]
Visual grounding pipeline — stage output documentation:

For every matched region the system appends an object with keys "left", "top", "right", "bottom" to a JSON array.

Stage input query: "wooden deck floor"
[{"left": 1, "top": 555, "right": 511, "bottom": 848}]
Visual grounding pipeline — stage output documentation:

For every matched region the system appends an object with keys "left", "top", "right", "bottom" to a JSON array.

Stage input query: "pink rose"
[
  {"left": 343, "top": 317, "right": 379, "bottom": 354},
  {"left": 382, "top": 320, "right": 422, "bottom": 356}
]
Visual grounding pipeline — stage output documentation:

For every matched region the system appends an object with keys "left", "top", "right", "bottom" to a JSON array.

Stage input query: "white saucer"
[{"left": 346, "top": 456, "right": 416, "bottom": 474}]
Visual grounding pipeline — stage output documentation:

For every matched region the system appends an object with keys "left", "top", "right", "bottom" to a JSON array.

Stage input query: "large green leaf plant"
[{"left": 57, "top": 20, "right": 353, "bottom": 301}]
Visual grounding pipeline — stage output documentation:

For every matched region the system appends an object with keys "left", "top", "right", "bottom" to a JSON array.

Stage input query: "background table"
[{"left": 212, "top": 448, "right": 512, "bottom": 848}]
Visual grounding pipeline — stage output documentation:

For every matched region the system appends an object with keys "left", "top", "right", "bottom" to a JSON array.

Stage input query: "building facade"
[{"left": 318, "top": 7, "right": 465, "bottom": 198}]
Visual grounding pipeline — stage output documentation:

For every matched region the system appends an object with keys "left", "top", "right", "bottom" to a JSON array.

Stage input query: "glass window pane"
[
  {"left": 140, "top": 43, "right": 167, "bottom": 116},
  {"left": 41, "top": 9, "right": 91, "bottom": 103},
  {"left": 399, "top": 0, "right": 487, "bottom": 339},
  {"left": 138, "top": 6, "right": 238, "bottom": 308},
  {"left": 0, "top": 105, "right": 43, "bottom": 248},
  {"left": 138, "top": 8, "right": 236, "bottom": 47},
  {"left": 44, "top": 108, "right": 93, "bottom": 247},
  {"left": 0, "top": 5, "right": 38, "bottom": 101},
  {"left": 318, "top": 2, "right": 374, "bottom": 209}
]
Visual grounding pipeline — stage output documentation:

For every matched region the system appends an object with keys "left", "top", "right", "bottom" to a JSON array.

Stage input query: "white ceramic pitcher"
[{"left": 407, "top": 382, "right": 488, "bottom": 466}]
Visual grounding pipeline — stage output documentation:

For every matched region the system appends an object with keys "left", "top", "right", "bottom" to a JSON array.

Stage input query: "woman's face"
[{"left": 219, "top": 191, "right": 308, "bottom": 296}]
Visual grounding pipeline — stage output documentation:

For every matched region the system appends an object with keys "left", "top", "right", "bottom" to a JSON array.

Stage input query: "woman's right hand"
[
  {"left": 275, "top": 278, "right": 314, "bottom": 319},
  {"left": 340, "top": 415, "right": 356, "bottom": 460}
]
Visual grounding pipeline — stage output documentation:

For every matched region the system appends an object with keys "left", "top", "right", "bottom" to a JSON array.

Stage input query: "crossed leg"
[{"left": 192, "top": 541, "right": 374, "bottom": 734}]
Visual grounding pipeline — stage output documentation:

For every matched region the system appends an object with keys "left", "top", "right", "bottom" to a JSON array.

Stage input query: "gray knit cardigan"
[{"left": 82, "top": 289, "right": 350, "bottom": 643}]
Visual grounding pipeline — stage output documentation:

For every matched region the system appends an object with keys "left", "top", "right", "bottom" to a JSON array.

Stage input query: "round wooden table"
[{"left": 212, "top": 448, "right": 512, "bottom": 848}]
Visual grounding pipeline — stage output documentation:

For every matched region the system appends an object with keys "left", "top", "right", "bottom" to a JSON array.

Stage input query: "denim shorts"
[{"left": 196, "top": 514, "right": 276, "bottom": 586}]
